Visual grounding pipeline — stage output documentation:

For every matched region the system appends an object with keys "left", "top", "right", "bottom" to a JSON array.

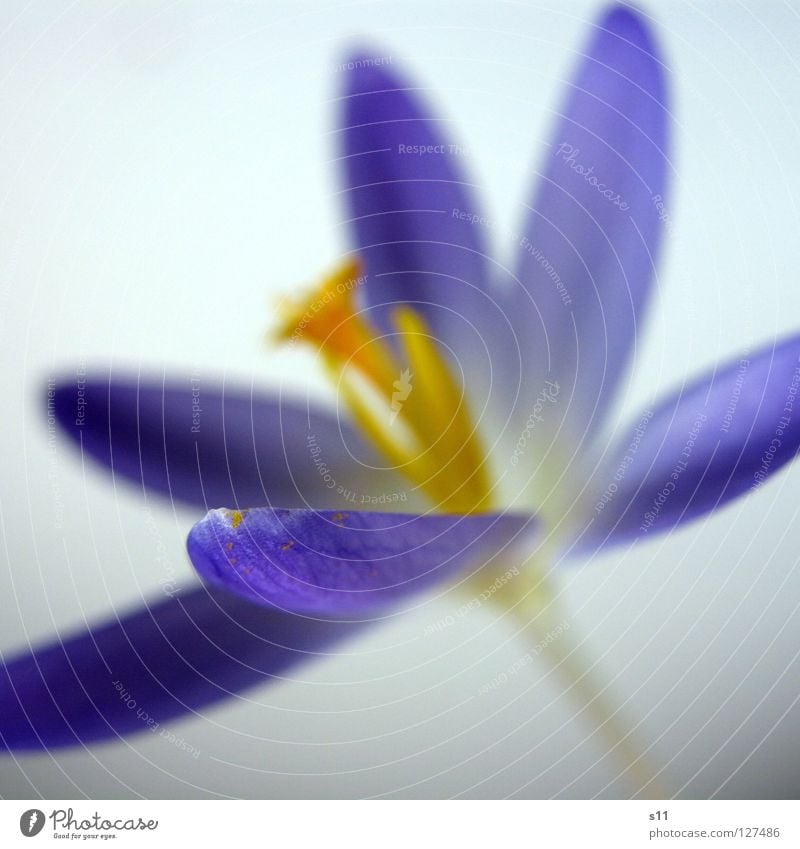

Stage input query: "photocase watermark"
[
  {"left": 640, "top": 412, "right": 707, "bottom": 532},
  {"left": 555, "top": 143, "right": 630, "bottom": 211},
  {"left": 783, "top": 363, "right": 800, "bottom": 420},
  {"left": 423, "top": 566, "right": 520, "bottom": 636},
  {"left": 651, "top": 193, "right": 676, "bottom": 236},
  {"left": 19, "top": 809, "right": 45, "bottom": 837},
  {"left": 752, "top": 361, "right": 800, "bottom": 490},
  {"left": 389, "top": 368, "right": 413, "bottom": 424},
  {"left": 650, "top": 192, "right": 700, "bottom": 324},
  {"left": 334, "top": 55, "right": 393, "bottom": 72},
  {"left": 452, "top": 207, "right": 513, "bottom": 235},
  {"left": 452, "top": 207, "right": 572, "bottom": 307},
  {"left": 158, "top": 727, "right": 201, "bottom": 759},
  {"left": 112, "top": 678, "right": 200, "bottom": 759},
  {"left": 141, "top": 505, "right": 182, "bottom": 598},
  {"left": 510, "top": 381, "right": 560, "bottom": 467},
  {"left": 24, "top": 808, "right": 159, "bottom": 836},
  {"left": 453, "top": 206, "right": 526, "bottom": 249},
  {"left": 477, "top": 620, "right": 570, "bottom": 695},
  {"left": 720, "top": 357, "right": 750, "bottom": 434},
  {"left": 519, "top": 238, "right": 573, "bottom": 307},
  {"left": 74, "top": 360, "right": 87, "bottom": 426},
  {"left": 45, "top": 377, "right": 65, "bottom": 530},
  {"left": 284, "top": 271, "right": 367, "bottom": 347},
  {"left": 398, "top": 143, "right": 470, "bottom": 156},
  {"left": 190, "top": 369, "right": 201, "bottom": 434},
  {"left": 595, "top": 409, "right": 653, "bottom": 514},
  {"left": 113, "top": 679, "right": 160, "bottom": 731},
  {"left": 307, "top": 432, "right": 408, "bottom": 504}
]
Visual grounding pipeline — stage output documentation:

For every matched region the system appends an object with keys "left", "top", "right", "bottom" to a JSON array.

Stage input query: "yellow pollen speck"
[
  {"left": 226, "top": 542, "right": 233, "bottom": 550},
  {"left": 332, "top": 512, "right": 348, "bottom": 524},
  {"left": 230, "top": 510, "right": 245, "bottom": 529},
  {"left": 280, "top": 541, "right": 295, "bottom": 551}
]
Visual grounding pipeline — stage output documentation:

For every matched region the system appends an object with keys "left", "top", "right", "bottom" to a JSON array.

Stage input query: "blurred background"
[{"left": 1, "top": 0, "right": 800, "bottom": 798}]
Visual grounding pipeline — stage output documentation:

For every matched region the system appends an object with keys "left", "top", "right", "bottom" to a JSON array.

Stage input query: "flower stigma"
[{"left": 273, "top": 258, "right": 494, "bottom": 513}]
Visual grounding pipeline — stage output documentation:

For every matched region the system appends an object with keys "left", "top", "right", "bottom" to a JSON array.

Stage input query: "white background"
[{"left": 1, "top": 0, "right": 800, "bottom": 798}]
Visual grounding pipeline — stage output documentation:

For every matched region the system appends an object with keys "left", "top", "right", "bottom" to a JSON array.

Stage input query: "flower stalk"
[{"left": 482, "top": 561, "right": 671, "bottom": 799}]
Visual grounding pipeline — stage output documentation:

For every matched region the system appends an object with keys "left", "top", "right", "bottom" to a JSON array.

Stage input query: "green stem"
[{"left": 481, "top": 566, "right": 671, "bottom": 799}]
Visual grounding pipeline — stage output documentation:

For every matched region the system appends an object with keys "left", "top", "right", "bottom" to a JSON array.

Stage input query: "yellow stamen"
[
  {"left": 329, "top": 355, "right": 458, "bottom": 507},
  {"left": 273, "top": 257, "right": 395, "bottom": 389},
  {"left": 272, "top": 258, "right": 493, "bottom": 513},
  {"left": 394, "top": 306, "right": 493, "bottom": 512}
]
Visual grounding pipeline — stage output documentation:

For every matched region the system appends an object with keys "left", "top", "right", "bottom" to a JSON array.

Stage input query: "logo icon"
[
  {"left": 389, "top": 369, "right": 413, "bottom": 425},
  {"left": 19, "top": 809, "right": 45, "bottom": 837}
]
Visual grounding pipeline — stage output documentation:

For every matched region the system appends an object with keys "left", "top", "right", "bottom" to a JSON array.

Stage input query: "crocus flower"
[{"left": 4, "top": 5, "right": 800, "bottom": 778}]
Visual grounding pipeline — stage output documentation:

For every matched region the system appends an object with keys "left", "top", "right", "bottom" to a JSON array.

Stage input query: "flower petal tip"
[
  {"left": 339, "top": 48, "right": 403, "bottom": 96},
  {"left": 596, "top": 4, "right": 663, "bottom": 62}
]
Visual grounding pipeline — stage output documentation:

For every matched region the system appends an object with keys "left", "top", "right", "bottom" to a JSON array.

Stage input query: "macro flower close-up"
[{"left": 2, "top": 1, "right": 800, "bottom": 802}]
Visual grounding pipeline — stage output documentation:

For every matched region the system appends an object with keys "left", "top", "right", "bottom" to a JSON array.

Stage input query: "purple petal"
[
  {"left": 339, "top": 52, "right": 515, "bottom": 397},
  {"left": 50, "top": 371, "right": 410, "bottom": 510},
  {"left": 0, "top": 588, "right": 363, "bottom": 751},
  {"left": 512, "top": 5, "right": 669, "bottom": 442},
  {"left": 582, "top": 335, "right": 800, "bottom": 549},
  {"left": 188, "top": 508, "right": 532, "bottom": 614}
]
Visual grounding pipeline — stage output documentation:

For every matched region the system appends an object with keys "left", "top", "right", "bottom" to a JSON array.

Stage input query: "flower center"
[{"left": 273, "top": 258, "right": 494, "bottom": 513}]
